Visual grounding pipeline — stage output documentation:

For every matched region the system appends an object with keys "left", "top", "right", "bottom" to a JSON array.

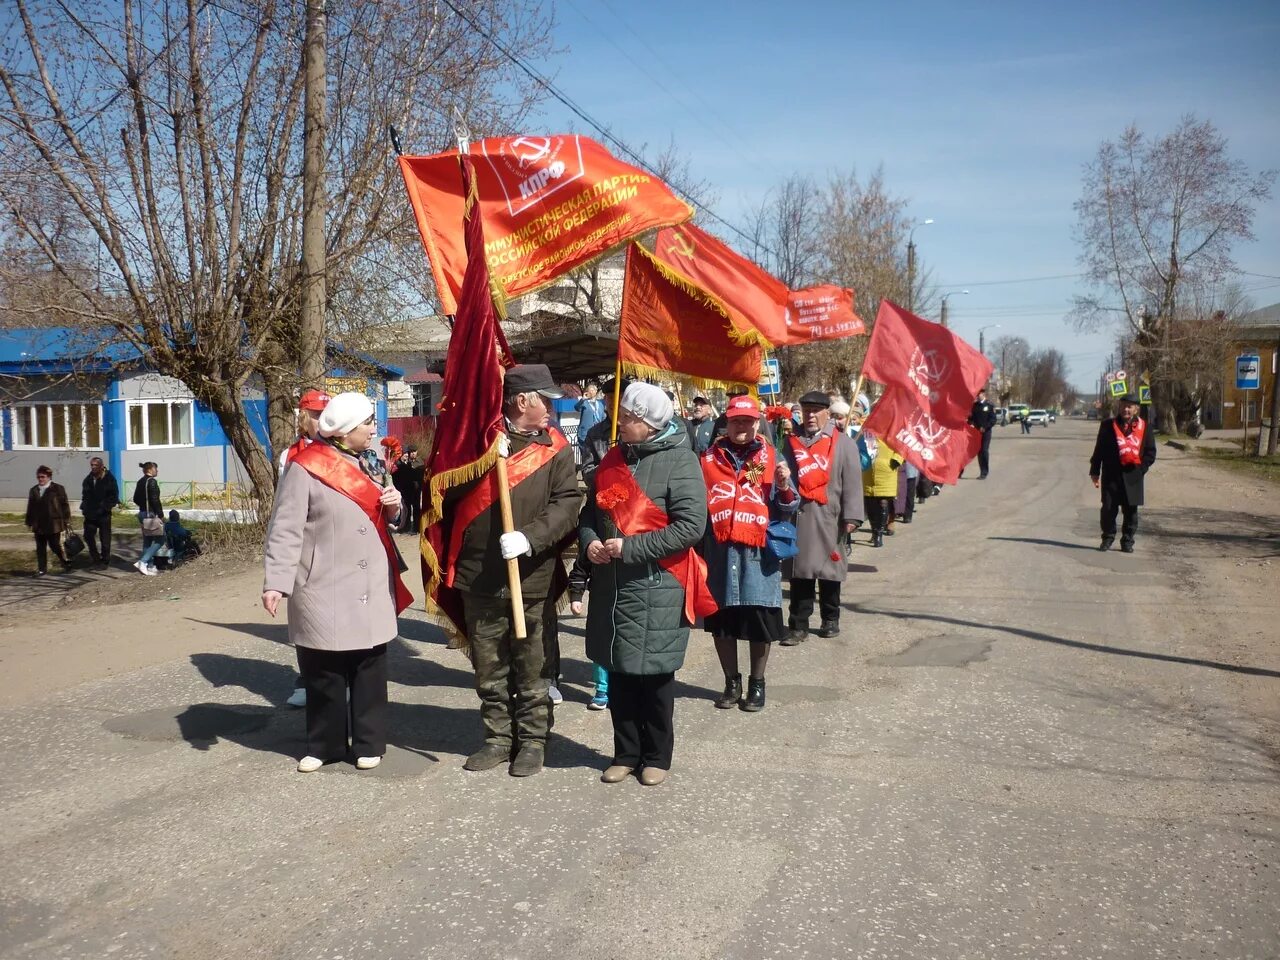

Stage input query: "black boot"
[
  {"left": 1120, "top": 540, "right": 1134, "bottom": 553},
  {"left": 871, "top": 531, "right": 884, "bottom": 548},
  {"left": 715, "top": 673, "right": 742, "bottom": 709},
  {"left": 817, "top": 619, "right": 839, "bottom": 638},
  {"left": 780, "top": 621, "right": 808, "bottom": 646},
  {"left": 1098, "top": 537, "right": 1114, "bottom": 551},
  {"left": 741, "top": 677, "right": 766, "bottom": 712}
]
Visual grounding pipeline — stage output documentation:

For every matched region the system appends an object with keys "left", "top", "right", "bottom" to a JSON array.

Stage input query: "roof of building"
[
  {"left": 1239, "top": 302, "right": 1280, "bottom": 330},
  {"left": 0, "top": 327, "right": 402, "bottom": 377}
]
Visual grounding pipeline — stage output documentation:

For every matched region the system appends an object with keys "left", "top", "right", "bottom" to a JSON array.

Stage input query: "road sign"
[
  {"left": 758, "top": 357, "right": 781, "bottom": 396},
  {"left": 1236, "top": 354, "right": 1261, "bottom": 390},
  {"left": 1109, "top": 378, "right": 1128, "bottom": 397},
  {"left": 1138, "top": 384, "right": 1151, "bottom": 404}
]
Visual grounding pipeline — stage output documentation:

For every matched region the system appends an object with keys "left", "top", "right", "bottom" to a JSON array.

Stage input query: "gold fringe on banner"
[
  {"left": 619, "top": 359, "right": 760, "bottom": 398},
  {"left": 635, "top": 244, "right": 776, "bottom": 351}
]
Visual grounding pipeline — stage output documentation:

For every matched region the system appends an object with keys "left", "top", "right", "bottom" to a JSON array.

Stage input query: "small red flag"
[
  {"left": 618, "top": 243, "right": 764, "bottom": 389},
  {"left": 861, "top": 385, "right": 983, "bottom": 485},
  {"left": 420, "top": 154, "right": 515, "bottom": 643},
  {"left": 400, "top": 135, "right": 692, "bottom": 315},
  {"left": 861, "top": 301, "right": 993, "bottom": 425}
]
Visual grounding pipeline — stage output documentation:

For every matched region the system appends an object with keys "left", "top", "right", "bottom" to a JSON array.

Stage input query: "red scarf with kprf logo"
[
  {"left": 291, "top": 442, "right": 414, "bottom": 614},
  {"left": 788, "top": 431, "right": 836, "bottom": 504},
  {"left": 701, "top": 441, "right": 774, "bottom": 547},
  {"left": 594, "top": 447, "right": 717, "bottom": 624},
  {"left": 1113, "top": 416, "right": 1146, "bottom": 467}
]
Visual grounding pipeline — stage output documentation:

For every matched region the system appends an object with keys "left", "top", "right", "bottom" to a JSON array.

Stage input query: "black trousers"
[
  {"left": 864, "top": 496, "right": 892, "bottom": 533},
  {"left": 789, "top": 578, "right": 841, "bottom": 626},
  {"left": 84, "top": 514, "right": 112, "bottom": 560},
  {"left": 977, "top": 429, "right": 992, "bottom": 475},
  {"left": 901, "top": 479, "right": 917, "bottom": 521},
  {"left": 34, "top": 533, "right": 67, "bottom": 573},
  {"left": 295, "top": 643, "right": 388, "bottom": 760},
  {"left": 608, "top": 671, "right": 675, "bottom": 770},
  {"left": 1100, "top": 491, "right": 1139, "bottom": 544}
]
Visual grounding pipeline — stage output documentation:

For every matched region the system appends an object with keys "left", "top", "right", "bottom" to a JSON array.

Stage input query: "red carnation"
[
  {"left": 596, "top": 483, "right": 630, "bottom": 510},
  {"left": 830, "top": 550, "right": 841, "bottom": 562}
]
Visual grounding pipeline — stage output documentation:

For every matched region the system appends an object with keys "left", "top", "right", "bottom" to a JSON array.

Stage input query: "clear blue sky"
[{"left": 528, "top": 0, "right": 1280, "bottom": 389}]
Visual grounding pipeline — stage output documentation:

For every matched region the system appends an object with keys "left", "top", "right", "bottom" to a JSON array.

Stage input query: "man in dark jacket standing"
[
  {"left": 81, "top": 456, "right": 119, "bottom": 566},
  {"left": 1089, "top": 394, "right": 1156, "bottom": 553},
  {"left": 449, "top": 364, "right": 581, "bottom": 777},
  {"left": 968, "top": 389, "right": 997, "bottom": 478},
  {"left": 27, "top": 465, "right": 72, "bottom": 575}
]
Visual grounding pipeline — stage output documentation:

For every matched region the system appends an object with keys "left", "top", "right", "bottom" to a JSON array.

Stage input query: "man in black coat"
[
  {"left": 81, "top": 456, "right": 119, "bottom": 566},
  {"left": 1089, "top": 394, "right": 1156, "bottom": 553},
  {"left": 968, "top": 389, "right": 997, "bottom": 478}
]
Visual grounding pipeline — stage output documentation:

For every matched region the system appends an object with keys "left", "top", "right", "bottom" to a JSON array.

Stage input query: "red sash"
[
  {"left": 444, "top": 429, "right": 568, "bottom": 586},
  {"left": 595, "top": 447, "right": 717, "bottom": 624},
  {"left": 789, "top": 431, "right": 835, "bottom": 504},
  {"left": 284, "top": 436, "right": 309, "bottom": 464},
  {"left": 701, "top": 441, "right": 773, "bottom": 547},
  {"left": 1113, "top": 417, "right": 1146, "bottom": 467},
  {"left": 291, "top": 442, "right": 414, "bottom": 614}
]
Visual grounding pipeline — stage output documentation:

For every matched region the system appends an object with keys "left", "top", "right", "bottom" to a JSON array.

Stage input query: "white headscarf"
[{"left": 620, "top": 382, "right": 674, "bottom": 430}]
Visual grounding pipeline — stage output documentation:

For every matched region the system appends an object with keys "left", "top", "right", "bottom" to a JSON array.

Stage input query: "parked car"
[
  {"left": 994, "top": 407, "right": 1008, "bottom": 425},
  {"left": 1047, "top": 410, "right": 1057, "bottom": 423},
  {"left": 1008, "top": 404, "right": 1030, "bottom": 422},
  {"left": 1026, "top": 409, "right": 1050, "bottom": 425}
]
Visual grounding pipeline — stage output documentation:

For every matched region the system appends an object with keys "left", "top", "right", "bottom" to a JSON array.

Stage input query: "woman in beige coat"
[{"left": 262, "top": 392, "right": 407, "bottom": 773}]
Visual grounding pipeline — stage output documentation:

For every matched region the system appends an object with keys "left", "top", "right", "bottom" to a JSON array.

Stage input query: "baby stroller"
[{"left": 158, "top": 510, "right": 203, "bottom": 568}]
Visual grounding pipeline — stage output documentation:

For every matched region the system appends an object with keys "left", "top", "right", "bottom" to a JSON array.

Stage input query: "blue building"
[{"left": 0, "top": 327, "right": 401, "bottom": 500}]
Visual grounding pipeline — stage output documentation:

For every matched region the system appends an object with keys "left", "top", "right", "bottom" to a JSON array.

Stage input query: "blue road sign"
[
  {"left": 759, "top": 357, "right": 780, "bottom": 396},
  {"left": 1236, "top": 354, "right": 1261, "bottom": 390}
]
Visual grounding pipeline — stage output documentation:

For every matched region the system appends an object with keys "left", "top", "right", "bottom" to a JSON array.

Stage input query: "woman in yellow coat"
[{"left": 862, "top": 442, "right": 901, "bottom": 548}]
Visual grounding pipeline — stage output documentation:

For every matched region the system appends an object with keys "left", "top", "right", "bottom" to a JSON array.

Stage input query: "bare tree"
[
  {"left": 0, "top": 0, "right": 554, "bottom": 512},
  {"left": 1071, "top": 115, "right": 1274, "bottom": 431}
]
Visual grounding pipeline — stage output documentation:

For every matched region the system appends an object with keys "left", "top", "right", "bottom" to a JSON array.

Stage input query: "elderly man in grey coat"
[{"left": 780, "top": 390, "right": 865, "bottom": 644}]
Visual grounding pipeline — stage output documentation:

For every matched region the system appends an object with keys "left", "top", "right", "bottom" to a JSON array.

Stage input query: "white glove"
[{"left": 499, "top": 531, "right": 532, "bottom": 560}]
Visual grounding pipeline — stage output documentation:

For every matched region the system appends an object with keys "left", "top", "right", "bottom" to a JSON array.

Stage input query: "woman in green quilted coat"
[{"left": 580, "top": 382, "right": 710, "bottom": 787}]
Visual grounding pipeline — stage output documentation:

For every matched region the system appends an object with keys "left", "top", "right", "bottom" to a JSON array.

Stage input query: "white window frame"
[
  {"left": 125, "top": 399, "right": 195, "bottom": 449},
  {"left": 9, "top": 402, "right": 104, "bottom": 451}
]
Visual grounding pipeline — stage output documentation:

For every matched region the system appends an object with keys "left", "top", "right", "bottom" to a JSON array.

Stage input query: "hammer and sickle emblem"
[{"left": 666, "top": 231, "right": 697, "bottom": 260}]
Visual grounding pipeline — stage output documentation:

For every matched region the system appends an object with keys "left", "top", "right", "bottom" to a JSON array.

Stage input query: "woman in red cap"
[{"left": 699, "top": 394, "right": 797, "bottom": 712}]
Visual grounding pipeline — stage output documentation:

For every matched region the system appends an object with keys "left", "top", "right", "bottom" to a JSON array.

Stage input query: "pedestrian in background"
[
  {"left": 582, "top": 382, "right": 711, "bottom": 786},
  {"left": 1089, "top": 394, "right": 1156, "bottom": 553},
  {"left": 262, "top": 391, "right": 407, "bottom": 773},
  {"left": 26, "top": 465, "right": 71, "bottom": 576},
  {"left": 968, "top": 388, "right": 997, "bottom": 478},
  {"left": 132, "top": 462, "right": 165, "bottom": 576},
  {"left": 80, "top": 456, "right": 119, "bottom": 567},
  {"left": 576, "top": 380, "right": 607, "bottom": 447}
]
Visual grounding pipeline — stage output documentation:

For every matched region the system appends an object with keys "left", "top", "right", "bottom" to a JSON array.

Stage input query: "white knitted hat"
[
  {"left": 318, "top": 392, "right": 375, "bottom": 438},
  {"left": 620, "top": 382, "right": 674, "bottom": 430}
]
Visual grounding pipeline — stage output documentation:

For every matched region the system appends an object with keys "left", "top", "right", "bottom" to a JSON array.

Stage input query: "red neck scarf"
[
  {"left": 291, "top": 441, "right": 414, "bottom": 614},
  {"left": 701, "top": 440, "right": 773, "bottom": 546},
  {"left": 1113, "top": 417, "right": 1146, "bottom": 467},
  {"left": 788, "top": 431, "right": 836, "bottom": 504},
  {"left": 595, "top": 447, "right": 717, "bottom": 624}
]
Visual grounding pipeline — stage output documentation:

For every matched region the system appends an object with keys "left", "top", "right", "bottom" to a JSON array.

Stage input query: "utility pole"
[
  {"left": 939, "top": 297, "right": 948, "bottom": 329},
  {"left": 906, "top": 239, "right": 916, "bottom": 313},
  {"left": 1268, "top": 335, "right": 1280, "bottom": 455},
  {"left": 299, "top": 0, "right": 327, "bottom": 385}
]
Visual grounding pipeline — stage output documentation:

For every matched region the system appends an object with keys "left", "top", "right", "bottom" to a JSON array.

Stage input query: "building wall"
[{"left": 1220, "top": 339, "right": 1278, "bottom": 428}]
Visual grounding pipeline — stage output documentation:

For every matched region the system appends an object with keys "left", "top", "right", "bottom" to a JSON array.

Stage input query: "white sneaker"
[
  {"left": 355, "top": 756, "right": 382, "bottom": 770},
  {"left": 548, "top": 683, "right": 564, "bottom": 705},
  {"left": 296, "top": 756, "right": 324, "bottom": 773},
  {"left": 134, "top": 561, "right": 157, "bottom": 577},
  {"left": 147, "top": 564, "right": 159, "bottom": 574},
  {"left": 286, "top": 687, "right": 307, "bottom": 708}
]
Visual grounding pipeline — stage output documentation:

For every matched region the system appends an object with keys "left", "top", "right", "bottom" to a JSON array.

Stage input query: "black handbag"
[{"left": 63, "top": 531, "right": 86, "bottom": 558}]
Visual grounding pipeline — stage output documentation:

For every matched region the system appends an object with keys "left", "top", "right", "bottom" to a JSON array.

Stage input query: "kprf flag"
[
  {"left": 862, "top": 301, "right": 993, "bottom": 425},
  {"left": 862, "top": 385, "right": 982, "bottom": 485},
  {"left": 618, "top": 243, "right": 764, "bottom": 389},
  {"left": 400, "top": 135, "right": 693, "bottom": 315},
  {"left": 652, "top": 223, "right": 864, "bottom": 346},
  {"left": 420, "top": 154, "right": 515, "bottom": 643}
]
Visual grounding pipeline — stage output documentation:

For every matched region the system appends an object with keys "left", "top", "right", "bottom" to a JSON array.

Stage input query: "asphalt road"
[{"left": 1, "top": 419, "right": 1277, "bottom": 960}]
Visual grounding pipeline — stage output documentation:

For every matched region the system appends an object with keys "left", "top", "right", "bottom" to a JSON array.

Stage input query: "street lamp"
[
  {"left": 939, "top": 289, "right": 968, "bottom": 328},
  {"left": 906, "top": 218, "right": 933, "bottom": 313},
  {"left": 978, "top": 323, "right": 1000, "bottom": 357}
]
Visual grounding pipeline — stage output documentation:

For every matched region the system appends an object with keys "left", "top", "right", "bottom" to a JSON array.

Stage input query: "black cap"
[
  {"left": 692, "top": 396, "right": 711, "bottom": 405},
  {"left": 798, "top": 390, "right": 830, "bottom": 406},
  {"left": 504, "top": 364, "right": 562, "bottom": 399},
  {"left": 1118, "top": 393, "right": 1141, "bottom": 404}
]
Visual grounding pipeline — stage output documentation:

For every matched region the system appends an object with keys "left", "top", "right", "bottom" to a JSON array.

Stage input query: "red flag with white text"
[
  {"left": 862, "top": 300, "right": 993, "bottom": 424},
  {"left": 861, "top": 385, "right": 983, "bottom": 485}
]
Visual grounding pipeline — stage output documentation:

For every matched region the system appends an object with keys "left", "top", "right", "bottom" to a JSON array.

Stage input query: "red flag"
[
  {"left": 652, "top": 223, "right": 864, "bottom": 346},
  {"left": 618, "top": 243, "right": 763, "bottom": 389},
  {"left": 400, "top": 135, "right": 692, "bottom": 315},
  {"left": 419, "top": 155, "right": 515, "bottom": 643},
  {"left": 862, "top": 385, "right": 983, "bottom": 485},
  {"left": 861, "top": 300, "right": 993, "bottom": 424}
]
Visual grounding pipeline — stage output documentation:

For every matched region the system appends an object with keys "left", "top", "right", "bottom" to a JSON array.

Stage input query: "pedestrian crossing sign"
[
  {"left": 1109, "top": 378, "right": 1128, "bottom": 397},
  {"left": 1138, "top": 384, "right": 1151, "bottom": 404}
]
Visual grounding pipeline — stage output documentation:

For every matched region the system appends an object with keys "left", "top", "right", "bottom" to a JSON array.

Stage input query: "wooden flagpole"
[{"left": 494, "top": 444, "right": 527, "bottom": 639}]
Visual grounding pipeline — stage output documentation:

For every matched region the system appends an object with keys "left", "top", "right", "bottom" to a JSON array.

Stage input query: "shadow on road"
[
  {"left": 1142, "top": 508, "right": 1280, "bottom": 560},
  {"left": 852, "top": 603, "right": 1280, "bottom": 679},
  {"left": 987, "top": 536, "right": 1098, "bottom": 551}
]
